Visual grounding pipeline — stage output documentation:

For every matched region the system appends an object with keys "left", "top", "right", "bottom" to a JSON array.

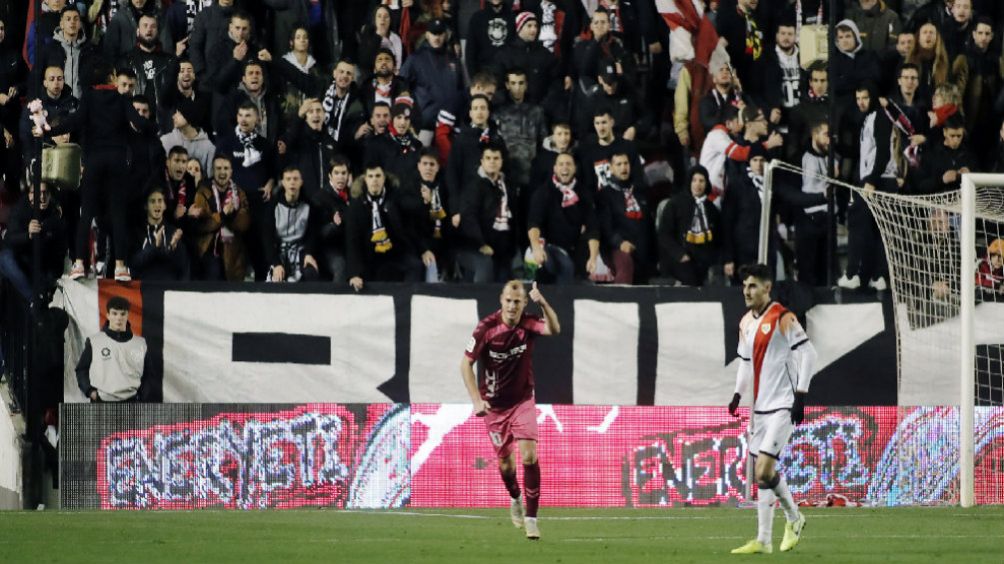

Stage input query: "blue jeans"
[{"left": 0, "top": 249, "right": 33, "bottom": 301}]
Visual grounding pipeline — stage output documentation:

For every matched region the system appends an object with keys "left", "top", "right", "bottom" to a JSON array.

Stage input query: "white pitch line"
[
  {"left": 342, "top": 510, "right": 490, "bottom": 519},
  {"left": 562, "top": 534, "right": 999, "bottom": 542}
]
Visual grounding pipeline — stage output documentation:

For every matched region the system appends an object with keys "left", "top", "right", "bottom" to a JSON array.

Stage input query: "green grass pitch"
[{"left": 1, "top": 506, "right": 1002, "bottom": 563}]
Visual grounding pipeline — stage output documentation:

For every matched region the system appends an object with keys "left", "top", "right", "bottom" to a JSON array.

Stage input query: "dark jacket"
[
  {"left": 189, "top": 2, "right": 237, "bottom": 90},
  {"left": 19, "top": 88, "right": 78, "bottom": 154},
  {"left": 129, "top": 221, "right": 189, "bottom": 281},
  {"left": 915, "top": 143, "right": 977, "bottom": 194},
  {"left": 527, "top": 178, "right": 598, "bottom": 253},
  {"left": 596, "top": 177, "right": 652, "bottom": 256},
  {"left": 365, "top": 130, "right": 423, "bottom": 185},
  {"left": 119, "top": 46, "right": 176, "bottom": 112},
  {"left": 280, "top": 120, "right": 339, "bottom": 201},
  {"left": 34, "top": 30, "right": 103, "bottom": 98},
  {"left": 465, "top": 4, "right": 516, "bottom": 77},
  {"left": 48, "top": 85, "right": 153, "bottom": 152},
  {"left": 460, "top": 171, "right": 518, "bottom": 257},
  {"left": 658, "top": 190, "right": 721, "bottom": 272},
  {"left": 445, "top": 124, "right": 508, "bottom": 215},
  {"left": 345, "top": 188, "right": 417, "bottom": 279},
  {"left": 494, "top": 37, "right": 561, "bottom": 104},
  {"left": 103, "top": 2, "right": 171, "bottom": 61},
  {"left": 311, "top": 183, "right": 351, "bottom": 259},
  {"left": 213, "top": 129, "right": 277, "bottom": 200},
  {"left": 4, "top": 194, "right": 65, "bottom": 275},
  {"left": 399, "top": 42, "right": 464, "bottom": 127}
]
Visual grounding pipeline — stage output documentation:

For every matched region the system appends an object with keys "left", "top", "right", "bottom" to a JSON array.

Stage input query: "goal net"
[{"left": 762, "top": 161, "right": 1004, "bottom": 507}]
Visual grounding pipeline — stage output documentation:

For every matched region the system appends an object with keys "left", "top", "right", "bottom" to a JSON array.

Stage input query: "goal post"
[{"left": 758, "top": 160, "right": 1004, "bottom": 507}]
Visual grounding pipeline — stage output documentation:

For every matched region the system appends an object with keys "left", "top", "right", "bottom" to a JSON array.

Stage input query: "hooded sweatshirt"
[{"left": 831, "top": 19, "right": 880, "bottom": 101}]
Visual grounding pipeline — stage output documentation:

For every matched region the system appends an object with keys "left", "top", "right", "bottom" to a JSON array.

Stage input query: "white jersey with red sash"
[{"left": 736, "top": 302, "right": 813, "bottom": 413}]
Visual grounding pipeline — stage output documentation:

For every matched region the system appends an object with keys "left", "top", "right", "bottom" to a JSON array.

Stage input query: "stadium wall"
[
  {"left": 58, "top": 279, "right": 904, "bottom": 406},
  {"left": 60, "top": 403, "right": 1004, "bottom": 509}
]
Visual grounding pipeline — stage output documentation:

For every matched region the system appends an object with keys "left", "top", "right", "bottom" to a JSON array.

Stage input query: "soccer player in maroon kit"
[{"left": 461, "top": 280, "right": 560, "bottom": 540}]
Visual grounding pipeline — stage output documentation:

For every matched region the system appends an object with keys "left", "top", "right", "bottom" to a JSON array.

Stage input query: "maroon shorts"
[{"left": 483, "top": 396, "right": 538, "bottom": 458}]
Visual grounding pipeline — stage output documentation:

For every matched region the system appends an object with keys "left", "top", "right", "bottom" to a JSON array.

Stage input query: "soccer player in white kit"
[{"left": 729, "top": 264, "right": 816, "bottom": 554}]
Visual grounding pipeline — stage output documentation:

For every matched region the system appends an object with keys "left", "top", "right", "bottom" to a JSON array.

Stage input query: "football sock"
[
  {"left": 757, "top": 482, "right": 776, "bottom": 545},
  {"left": 771, "top": 474, "right": 800, "bottom": 522},
  {"left": 523, "top": 463, "right": 540, "bottom": 518},
  {"left": 500, "top": 467, "right": 521, "bottom": 500}
]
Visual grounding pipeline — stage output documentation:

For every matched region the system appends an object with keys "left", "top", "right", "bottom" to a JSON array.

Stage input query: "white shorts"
[{"left": 749, "top": 409, "right": 793, "bottom": 459}]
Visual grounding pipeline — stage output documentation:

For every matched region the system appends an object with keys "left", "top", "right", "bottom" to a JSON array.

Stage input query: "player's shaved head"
[
  {"left": 500, "top": 280, "right": 527, "bottom": 326},
  {"left": 502, "top": 280, "right": 527, "bottom": 298}
]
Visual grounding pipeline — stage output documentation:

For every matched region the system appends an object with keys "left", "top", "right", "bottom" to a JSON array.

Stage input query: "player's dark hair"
[
  {"left": 107, "top": 296, "right": 131, "bottom": 313},
  {"left": 739, "top": 264, "right": 773, "bottom": 284}
]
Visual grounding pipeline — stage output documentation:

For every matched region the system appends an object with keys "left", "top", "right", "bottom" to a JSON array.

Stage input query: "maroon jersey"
[{"left": 464, "top": 310, "right": 546, "bottom": 408}]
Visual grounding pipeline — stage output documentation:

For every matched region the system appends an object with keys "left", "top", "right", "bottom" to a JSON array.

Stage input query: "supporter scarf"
[
  {"left": 747, "top": 167, "right": 764, "bottom": 201},
  {"left": 883, "top": 100, "right": 920, "bottom": 168},
  {"left": 480, "top": 167, "right": 511, "bottom": 232},
  {"left": 552, "top": 175, "right": 579, "bottom": 208},
  {"left": 539, "top": 1, "right": 558, "bottom": 52},
  {"left": 211, "top": 180, "right": 240, "bottom": 250},
  {"left": 389, "top": 124, "right": 418, "bottom": 153},
  {"left": 932, "top": 104, "right": 958, "bottom": 127},
  {"left": 144, "top": 223, "right": 166, "bottom": 249},
  {"left": 478, "top": 125, "right": 492, "bottom": 145},
  {"left": 610, "top": 178, "right": 642, "bottom": 220},
  {"left": 165, "top": 170, "right": 188, "bottom": 208},
  {"left": 235, "top": 126, "right": 262, "bottom": 168},
  {"left": 373, "top": 78, "right": 393, "bottom": 106},
  {"left": 366, "top": 192, "right": 393, "bottom": 253},
  {"left": 599, "top": 0, "right": 623, "bottom": 33},
  {"left": 686, "top": 196, "right": 713, "bottom": 245},
  {"left": 740, "top": 6, "right": 763, "bottom": 60},
  {"left": 333, "top": 184, "right": 349, "bottom": 203},
  {"left": 322, "top": 82, "right": 348, "bottom": 141},
  {"left": 424, "top": 181, "right": 446, "bottom": 239}
]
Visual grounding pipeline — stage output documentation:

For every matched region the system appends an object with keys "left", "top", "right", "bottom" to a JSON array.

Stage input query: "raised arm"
[{"left": 528, "top": 281, "right": 560, "bottom": 335}]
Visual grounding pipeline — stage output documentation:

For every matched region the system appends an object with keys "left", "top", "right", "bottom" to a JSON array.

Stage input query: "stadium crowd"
[{"left": 0, "top": 0, "right": 1003, "bottom": 297}]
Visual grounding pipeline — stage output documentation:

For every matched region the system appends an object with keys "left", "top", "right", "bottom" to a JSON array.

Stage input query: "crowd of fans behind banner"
[{"left": 0, "top": 0, "right": 1003, "bottom": 298}]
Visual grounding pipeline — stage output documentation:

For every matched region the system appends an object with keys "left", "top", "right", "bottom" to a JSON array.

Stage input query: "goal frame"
[{"left": 756, "top": 160, "right": 990, "bottom": 507}]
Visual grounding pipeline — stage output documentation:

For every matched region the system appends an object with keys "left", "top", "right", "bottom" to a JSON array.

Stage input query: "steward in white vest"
[{"left": 75, "top": 297, "right": 152, "bottom": 402}]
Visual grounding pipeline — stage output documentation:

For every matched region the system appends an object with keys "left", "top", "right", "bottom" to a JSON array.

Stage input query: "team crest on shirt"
[{"left": 760, "top": 323, "right": 771, "bottom": 335}]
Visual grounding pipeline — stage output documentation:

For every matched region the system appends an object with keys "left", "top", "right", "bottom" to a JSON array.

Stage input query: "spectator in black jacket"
[
  {"left": 280, "top": 98, "right": 338, "bottom": 201},
  {"left": 526, "top": 152, "right": 599, "bottom": 283},
  {"left": 366, "top": 100, "right": 422, "bottom": 186},
  {"left": 0, "top": 181, "right": 65, "bottom": 301},
  {"left": 573, "top": 7, "right": 636, "bottom": 91},
  {"left": 215, "top": 100, "right": 277, "bottom": 280},
  {"left": 402, "top": 148, "right": 451, "bottom": 280},
  {"left": 399, "top": 20, "right": 463, "bottom": 142},
  {"left": 126, "top": 95, "right": 166, "bottom": 226},
  {"left": 216, "top": 59, "right": 282, "bottom": 144},
  {"left": 46, "top": 61, "right": 153, "bottom": 282},
  {"left": 578, "top": 105, "right": 645, "bottom": 195},
  {"left": 457, "top": 145, "right": 517, "bottom": 283},
  {"left": 495, "top": 12, "right": 561, "bottom": 106},
  {"left": 265, "top": 166, "right": 320, "bottom": 282},
  {"left": 19, "top": 65, "right": 78, "bottom": 158},
  {"left": 35, "top": 6, "right": 102, "bottom": 99},
  {"left": 0, "top": 17, "right": 26, "bottom": 188},
  {"left": 658, "top": 165, "right": 720, "bottom": 286},
  {"left": 129, "top": 186, "right": 189, "bottom": 281},
  {"left": 118, "top": 13, "right": 176, "bottom": 116},
  {"left": 915, "top": 116, "right": 975, "bottom": 194},
  {"left": 465, "top": 0, "right": 515, "bottom": 78},
  {"left": 597, "top": 151, "right": 651, "bottom": 284},
  {"left": 445, "top": 94, "right": 507, "bottom": 223},
  {"left": 358, "top": 47, "right": 410, "bottom": 119},
  {"left": 345, "top": 162, "right": 423, "bottom": 290},
  {"left": 103, "top": 0, "right": 172, "bottom": 62},
  {"left": 275, "top": 56, "right": 367, "bottom": 155},
  {"left": 311, "top": 156, "right": 352, "bottom": 282}
]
